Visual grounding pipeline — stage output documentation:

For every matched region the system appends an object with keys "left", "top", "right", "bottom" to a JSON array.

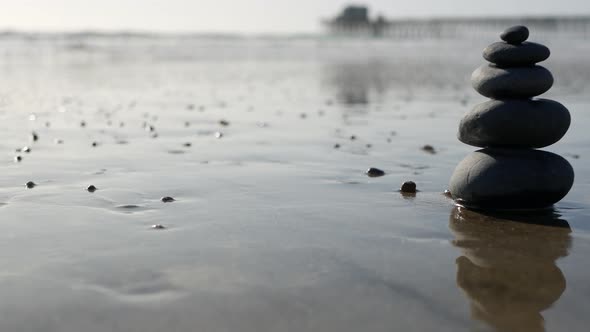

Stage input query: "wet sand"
[{"left": 0, "top": 34, "right": 589, "bottom": 331}]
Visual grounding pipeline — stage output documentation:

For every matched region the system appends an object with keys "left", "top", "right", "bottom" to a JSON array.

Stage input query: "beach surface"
[{"left": 0, "top": 33, "right": 589, "bottom": 332}]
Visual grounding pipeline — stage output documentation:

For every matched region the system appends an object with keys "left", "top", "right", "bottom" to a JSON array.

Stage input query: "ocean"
[{"left": 0, "top": 32, "right": 589, "bottom": 331}]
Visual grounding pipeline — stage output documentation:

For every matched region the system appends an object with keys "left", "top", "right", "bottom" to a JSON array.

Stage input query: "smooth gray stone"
[
  {"left": 500, "top": 25, "right": 529, "bottom": 44},
  {"left": 471, "top": 64, "right": 553, "bottom": 98},
  {"left": 449, "top": 149, "right": 574, "bottom": 210},
  {"left": 458, "top": 99, "right": 570, "bottom": 148},
  {"left": 483, "top": 42, "right": 550, "bottom": 67}
]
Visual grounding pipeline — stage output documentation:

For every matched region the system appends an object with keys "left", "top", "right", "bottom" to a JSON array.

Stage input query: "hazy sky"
[{"left": 2, "top": 0, "right": 590, "bottom": 33}]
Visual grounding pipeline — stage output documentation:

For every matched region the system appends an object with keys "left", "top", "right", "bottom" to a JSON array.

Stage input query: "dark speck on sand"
[
  {"left": 400, "top": 181, "right": 417, "bottom": 193},
  {"left": 366, "top": 168, "right": 386, "bottom": 178},
  {"left": 25, "top": 181, "right": 36, "bottom": 189},
  {"left": 421, "top": 145, "right": 436, "bottom": 154},
  {"left": 152, "top": 224, "right": 166, "bottom": 230},
  {"left": 161, "top": 196, "right": 175, "bottom": 203},
  {"left": 87, "top": 185, "right": 97, "bottom": 193}
]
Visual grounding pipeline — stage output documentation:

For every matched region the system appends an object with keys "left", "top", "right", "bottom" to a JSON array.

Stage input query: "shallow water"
[{"left": 0, "top": 33, "right": 589, "bottom": 332}]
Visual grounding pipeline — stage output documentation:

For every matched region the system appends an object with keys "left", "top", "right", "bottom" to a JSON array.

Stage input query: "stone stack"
[{"left": 449, "top": 26, "right": 574, "bottom": 210}]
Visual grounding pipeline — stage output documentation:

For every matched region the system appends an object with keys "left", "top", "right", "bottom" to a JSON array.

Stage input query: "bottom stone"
[{"left": 449, "top": 148, "right": 574, "bottom": 210}]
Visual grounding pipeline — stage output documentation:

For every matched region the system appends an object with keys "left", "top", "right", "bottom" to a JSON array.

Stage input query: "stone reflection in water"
[
  {"left": 449, "top": 207, "right": 572, "bottom": 332},
  {"left": 324, "top": 60, "right": 391, "bottom": 106}
]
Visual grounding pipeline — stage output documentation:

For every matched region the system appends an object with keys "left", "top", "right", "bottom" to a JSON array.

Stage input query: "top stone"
[{"left": 500, "top": 25, "right": 529, "bottom": 44}]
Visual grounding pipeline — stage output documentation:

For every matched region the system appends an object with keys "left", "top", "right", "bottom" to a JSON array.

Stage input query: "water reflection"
[
  {"left": 324, "top": 60, "right": 391, "bottom": 106},
  {"left": 449, "top": 207, "right": 572, "bottom": 332}
]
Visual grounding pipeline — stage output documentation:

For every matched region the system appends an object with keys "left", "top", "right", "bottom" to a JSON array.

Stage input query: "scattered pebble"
[
  {"left": 152, "top": 224, "right": 166, "bottom": 230},
  {"left": 366, "top": 144, "right": 372, "bottom": 148},
  {"left": 151, "top": 133, "right": 159, "bottom": 138},
  {"left": 161, "top": 196, "right": 175, "bottom": 203},
  {"left": 25, "top": 181, "right": 36, "bottom": 189},
  {"left": 14, "top": 156, "right": 22, "bottom": 162},
  {"left": 31, "top": 132, "right": 39, "bottom": 142},
  {"left": 146, "top": 125, "right": 156, "bottom": 132},
  {"left": 87, "top": 185, "right": 97, "bottom": 193},
  {"left": 422, "top": 145, "right": 436, "bottom": 154},
  {"left": 350, "top": 135, "right": 357, "bottom": 141},
  {"left": 366, "top": 168, "right": 386, "bottom": 178},
  {"left": 300, "top": 113, "right": 307, "bottom": 119},
  {"left": 21, "top": 146, "right": 31, "bottom": 153},
  {"left": 92, "top": 141, "right": 99, "bottom": 147},
  {"left": 184, "top": 121, "right": 191, "bottom": 127},
  {"left": 55, "top": 139, "right": 64, "bottom": 144},
  {"left": 183, "top": 142, "right": 192, "bottom": 147},
  {"left": 219, "top": 119, "right": 230, "bottom": 126},
  {"left": 400, "top": 181, "right": 417, "bottom": 193},
  {"left": 333, "top": 144, "right": 341, "bottom": 149},
  {"left": 214, "top": 132, "right": 224, "bottom": 139},
  {"left": 80, "top": 121, "right": 86, "bottom": 127}
]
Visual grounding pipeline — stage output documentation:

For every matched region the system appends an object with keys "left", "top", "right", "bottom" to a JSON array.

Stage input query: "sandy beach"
[{"left": 0, "top": 33, "right": 589, "bottom": 331}]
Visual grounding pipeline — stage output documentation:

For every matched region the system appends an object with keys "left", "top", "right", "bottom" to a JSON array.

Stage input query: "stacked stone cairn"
[{"left": 449, "top": 26, "right": 574, "bottom": 210}]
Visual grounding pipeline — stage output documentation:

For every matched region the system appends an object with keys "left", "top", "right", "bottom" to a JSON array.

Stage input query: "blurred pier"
[{"left": 324, "top": 6, "right": 590, "bottom": 39}]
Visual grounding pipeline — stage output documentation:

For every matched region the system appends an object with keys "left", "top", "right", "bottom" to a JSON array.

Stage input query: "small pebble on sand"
[
  {"left": 80, "top": 121, "right": 86, "bottom": 127},
  {"left": 92, "top": 142, "right": 99, "bottom": 147},
  {"left": 14, "top": 156, "right": 22, "bottom": 162},
  {"left": 22, "top": 146, "right": 31, "bottom": 153},
  {"left": 87, "top": 185, "right": 97, "bottom": 193},
  {"left": 422, "top": 145, "right": 436, "bottom": 154},
  {"left": 219, "top": 120, "right": 230, "bottom": 126},
  {"left": 366, "top": 168, "right": 386, "bottom": 178},
  {"left": 151, "top": 224, "right": 166, "bottom": 230},
  {"left": 350, "top": 135, "right": 357, "bottom": 141},
  {"left": 55, "top": 139, "right": 64, "bottom": 144},
  {"left": 25, "top": 181, "right": 36, "bottom": 189},
  {"left": 215, "top": 132, "right": 224, "bottom": 139},
  {"left": 183, "top": 142, "right": 192, "bottom": 147},
  {"left": 334, "top": 144, "right": 341, "bottom": 149},
  {"left": 161, "top": 196, "right": 175, "bottom": 203},
  {"left": 31, "top": 132, "right": 39, "bottom": 142},
  {"left": 400, "top": 181, "right": 417, "bottom": 193}
]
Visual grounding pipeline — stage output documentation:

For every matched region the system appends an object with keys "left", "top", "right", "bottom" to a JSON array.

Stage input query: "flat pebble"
[
  {"left": 449, "top": 148, "right": 574, "bottom": 209},
  {"left": 87, "top": 185, "right": 97, "bottom": 193},
  {"left": 483, "top": 42, "right": 550, "bottom": 67},
  {"left": 471, "top": 64, "right": 553, "bottom": 98},
  {"left": 500, "top": 25, "right": 529, "bottom": 44},
  {"left": 161, "top": 196, "right": 175, "bottom": 203},
  {"left": 25, "top": 181, "right": 36, "bottom": 189},
  {"left": 458, "top": 99, "right": 570, "bottom": 148}
]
